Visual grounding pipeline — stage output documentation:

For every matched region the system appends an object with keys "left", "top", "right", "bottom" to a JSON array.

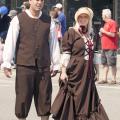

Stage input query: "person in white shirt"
[{"left": 2, "top": 0, "right": 60, "bottom": 120}]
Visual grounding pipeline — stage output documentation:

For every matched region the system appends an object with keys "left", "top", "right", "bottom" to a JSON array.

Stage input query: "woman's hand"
[
  {"left": 60, "top": 72, "right": 68, "bottom": 82},
  {"left": 60, "top": 66, "right": 68, "bottom": 82}
]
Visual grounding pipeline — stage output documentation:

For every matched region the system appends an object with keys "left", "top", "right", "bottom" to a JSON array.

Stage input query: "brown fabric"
[
  {"left": 15, "top": 65, "right": 52, "bottom": 118},
  {"left": 16, "top": 12, "right": 51, "bottom": 67},
  {"left": 51, "top": 28, "right": 109, "bottom": 120}
]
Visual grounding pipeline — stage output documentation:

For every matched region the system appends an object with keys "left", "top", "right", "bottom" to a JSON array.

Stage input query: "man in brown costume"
[{"left": 2, "top": 0, "right": 60, "bottom": 120}]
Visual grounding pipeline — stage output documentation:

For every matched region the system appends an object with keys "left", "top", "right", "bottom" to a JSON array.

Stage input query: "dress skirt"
[{"left": 51, "top": 28, "right": 109, "bottom": 120}]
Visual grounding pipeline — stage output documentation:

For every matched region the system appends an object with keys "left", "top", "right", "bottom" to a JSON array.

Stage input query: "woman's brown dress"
[{"left": 51, "top": 28, "right": 109, "bottom": 120}]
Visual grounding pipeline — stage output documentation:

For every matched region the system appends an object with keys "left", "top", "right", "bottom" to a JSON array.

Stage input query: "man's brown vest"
[{"left": 15, "top": 12, "right": 51, "bottom": 67}]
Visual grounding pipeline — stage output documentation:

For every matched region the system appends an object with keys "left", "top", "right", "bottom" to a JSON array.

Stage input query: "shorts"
[
  {"left": 101, "top": 50, "right": 117, "bottom": 66},
  {"left": 15, "top": 65, "right": 52, "bottom": 118}
]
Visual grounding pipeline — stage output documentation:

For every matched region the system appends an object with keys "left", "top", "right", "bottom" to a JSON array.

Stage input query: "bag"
[{"left": 93, "top": 52, "right": 101, "bottom": 64}]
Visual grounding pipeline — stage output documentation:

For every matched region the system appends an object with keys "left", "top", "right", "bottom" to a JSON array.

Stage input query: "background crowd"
[{"left": 0, "top": 1, "right": 119, "bottom": 84}]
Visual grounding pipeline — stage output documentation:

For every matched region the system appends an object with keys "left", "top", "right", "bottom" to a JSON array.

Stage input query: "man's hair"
[
  {"left": 102, "top": 9, "right": 111, "bottom": 19},
  {"left": 22, "top": 1, "right": 30, "bottom": 9},
  {"left": 49, "top": 6, "right": 58, "bottom": 18}
]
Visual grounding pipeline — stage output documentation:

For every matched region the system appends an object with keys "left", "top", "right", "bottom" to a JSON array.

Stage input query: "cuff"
[
  {"left": 52, "top": 64, "right": 60, "bottom": 71},
  {"left": 60, "top": 53, "right": 70, "bottom": 67},
  {"left": 1, "top": 62, "right": 12, "bottom": 70}
]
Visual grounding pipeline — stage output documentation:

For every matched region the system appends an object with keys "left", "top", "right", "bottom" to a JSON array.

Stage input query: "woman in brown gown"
[{"left": 51, "top": 7, "right": 109, "bottom": 120}]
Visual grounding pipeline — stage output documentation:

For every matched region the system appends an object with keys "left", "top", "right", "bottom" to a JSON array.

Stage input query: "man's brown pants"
[{"left": 15, "top": 65, "right": 52, "bottom": 119}]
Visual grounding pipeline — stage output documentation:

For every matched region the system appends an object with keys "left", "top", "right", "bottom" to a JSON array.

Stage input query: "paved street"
[
  {"left": 0, "top": 71, "right": 120, "bottom": 120},
  {"left": 0, "top": 55, "right": 120, "bottom": 120}
]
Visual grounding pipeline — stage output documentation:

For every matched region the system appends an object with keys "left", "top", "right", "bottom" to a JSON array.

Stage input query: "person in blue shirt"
[
  {"left": 0, "top": 6, "right": 10, "bottom": 41},
  {"left": 55, "top": 3, "right": 66, "bottom": 37}
]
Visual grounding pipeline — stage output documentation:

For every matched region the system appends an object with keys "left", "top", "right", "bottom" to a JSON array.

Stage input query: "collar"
[{"left": 25, "top": 9, "right": 42, "bottom": 19}]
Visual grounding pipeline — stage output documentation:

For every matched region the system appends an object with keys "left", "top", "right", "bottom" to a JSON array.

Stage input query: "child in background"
[{"left": 50, "top": 7, "right": 62, "bottom": 41}]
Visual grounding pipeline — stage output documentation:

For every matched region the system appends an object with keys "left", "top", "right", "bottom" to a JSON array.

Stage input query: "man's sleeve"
[
  {"left": 110, "top": 21, "right": 118, "bottom": 33},
  {"left": 1, "top": 16, "right": 20, "bottom": 69}
]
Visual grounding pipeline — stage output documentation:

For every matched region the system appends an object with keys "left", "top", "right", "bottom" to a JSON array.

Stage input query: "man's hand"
[
  {"left": 4, "top": 68, "right": 12, "bottom": 78},
  {"left": 100, "top": 28, "right": 105, "bottom": 34},
  {"left": 100, "top": 27, "right": 115, "bottom": 37}
]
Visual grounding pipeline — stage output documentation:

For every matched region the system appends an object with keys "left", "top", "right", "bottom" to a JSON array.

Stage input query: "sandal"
[
  {"left": 97, "top": 80, "right": 108, "bottom": 84},
  {"left": 109, "top": 81, "right": 116, "bottom": 85}
]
